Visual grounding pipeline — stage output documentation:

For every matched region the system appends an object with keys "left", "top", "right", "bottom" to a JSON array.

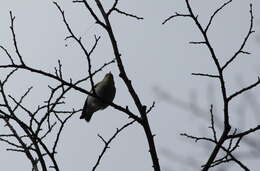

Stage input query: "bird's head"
[{"left": 103, "top": 72, "right": 114, "bottom": 83}]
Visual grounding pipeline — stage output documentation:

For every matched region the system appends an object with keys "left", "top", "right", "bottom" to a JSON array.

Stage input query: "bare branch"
[
  {"left": 228, "top": 125, "right": 260, "bottom": 139},
  {"left": 53, "top": 2, "right": 96, "bottom": 91},
  {"left": 113, "top": 8, "right": 144, "bottom": 20},
  {"left": 146, "top": 101, "right": 155, "bottom": 114},
  {"left": 0, "top": 63, "right": 141, "bottom": 123},
  {"left": 189, "top": 41, "right": 206, "bottom": 45},
  {"left": 0, "top": 137, "right": 23, "bottom": 149},
  {"left": 162, "top": 12, "right": 191, "bottom": 25},
  {"left": 222, "top": 4, "right": 254, "bottom": 70},
  {"left": 107, "top": 0, "right": 119, "bottom": 16},
  {"left": 72, "top": 0, "right": 107, "bottom": 29},
  {"left": 9, "top": 11, "right": 25, "bottom": 66},
  {"left": 12, "top": 86, "right": 33, "bottom": 112},
  {"left": 180, "top": 133, "right": 214, "bottom": 143},
  {"left": 228, "top": 77, "right": 260, "bottom": 101},
  {"left": 191, "top": 73, "right": 219, "bottom": 78},
  {"left": 181, "top": 132, "right": 250, "bottom": 170},
  {"left": 0, "top": 45, "right": 15, "bottom": 64},
  {"left": 3, "top": 119, "right": 37, "bottom": 169},
  {"left": 89, "top": 35, "right": 101, "bottom": 56},
  {"left": 163, "top": 1, "right": 257, "bottom": 170},
  {"left": 92, "top": 120, "right": 135, "bottom": 171},
  {"left": 209, "top": 105, "right": 217, "bottom": 141},
  {"left": 52, "top": 111, "right": 74, "bottom": 154},
  {"left": 89, "top": 1, "right": 161, "bottom": 170},
  {"left": 205, "top": 0, "right": 232, "bottom": 33},
  {"left": 2, "top": 68, "right": 18, "bottom": 85},
  {"left": 0, "top": 1, "right": 152, "bottom": 171}
]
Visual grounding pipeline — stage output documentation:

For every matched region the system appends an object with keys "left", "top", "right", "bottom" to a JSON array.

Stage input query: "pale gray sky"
[{"left": 0, "top": 0, "right": 259, "bottom": 171}]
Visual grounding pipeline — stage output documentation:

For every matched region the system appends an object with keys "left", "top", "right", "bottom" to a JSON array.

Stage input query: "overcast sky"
[{"left": 0, "top": 0, "right": 260, "bottom": 171}]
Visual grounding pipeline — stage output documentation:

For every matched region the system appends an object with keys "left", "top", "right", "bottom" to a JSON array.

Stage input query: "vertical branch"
[
  {"left": 9, "top": 11, "right": 25, "bottom": 66},
  {"left": 0, "top": 82, "right": 48, "bottom": 171},
  {"left": 182, "top": 1, "right": 231, "bottom": 169},
  {"left": 53, "top": 1, "right": 96, "bottom": 91},
  {"left": 93, "top": 1, "right": 161, "bottom": 171},
  {"left": 72, "top": 0, "right": 160, "bottom": 170},
  {"left": 163, "top": 1, "right": 258, "bottom": 170}
]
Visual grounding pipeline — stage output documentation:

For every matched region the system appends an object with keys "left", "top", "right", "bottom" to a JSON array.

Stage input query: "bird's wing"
[{"left": 86, "top": 82, "right": 103, "bottom": 108}]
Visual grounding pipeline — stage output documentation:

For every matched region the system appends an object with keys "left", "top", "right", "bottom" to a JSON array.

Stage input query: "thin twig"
[
  {"left": 209, "top": 105, "right": 217, "bottom": 141},
  {"left": 9, "top": 11, "right": 25, "bottom": 66},
  {"left": 113, "top": 8, "right": 144, "bottom": 20},
  {"left": 191, "top": 73, "right": 219, "bottom": 78},
  {"left": 222, "top": 4, "right": 254, "bottom": 70},
  {"left": 162, "top": 12, "right": 191, "bottom": 25},
  {"left": 228, "top": 77, "right": 260, "bottom": 101},
  {"left": 205, "top": 0, "right": 232, "bottom": 33},
  {"left": 92, "top": 120, "right": 135, "bottom": 171}
]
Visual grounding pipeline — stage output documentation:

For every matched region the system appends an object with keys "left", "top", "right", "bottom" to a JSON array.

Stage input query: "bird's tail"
[{"left": 80, "top": 108, "right": 94, "bottom": 122}]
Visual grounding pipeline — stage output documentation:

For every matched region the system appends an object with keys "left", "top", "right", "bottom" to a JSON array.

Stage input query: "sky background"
[{"left": 0, "top": 0, "right": 260, "bottom": 171}]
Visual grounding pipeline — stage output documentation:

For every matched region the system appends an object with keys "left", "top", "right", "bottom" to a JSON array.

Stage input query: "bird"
[{"left": 80, "top": 72, "right": 116, "bottom": 122}]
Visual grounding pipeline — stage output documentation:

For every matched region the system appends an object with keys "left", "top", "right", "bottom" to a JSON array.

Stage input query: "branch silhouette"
[{"left": 163, "top": 0, "right": 259, "bottom": 170}]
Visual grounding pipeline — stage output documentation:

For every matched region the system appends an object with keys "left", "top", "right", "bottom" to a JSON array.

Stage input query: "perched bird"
[{"left": 80, "top": 72, "right": 116, "bottom": 122}]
